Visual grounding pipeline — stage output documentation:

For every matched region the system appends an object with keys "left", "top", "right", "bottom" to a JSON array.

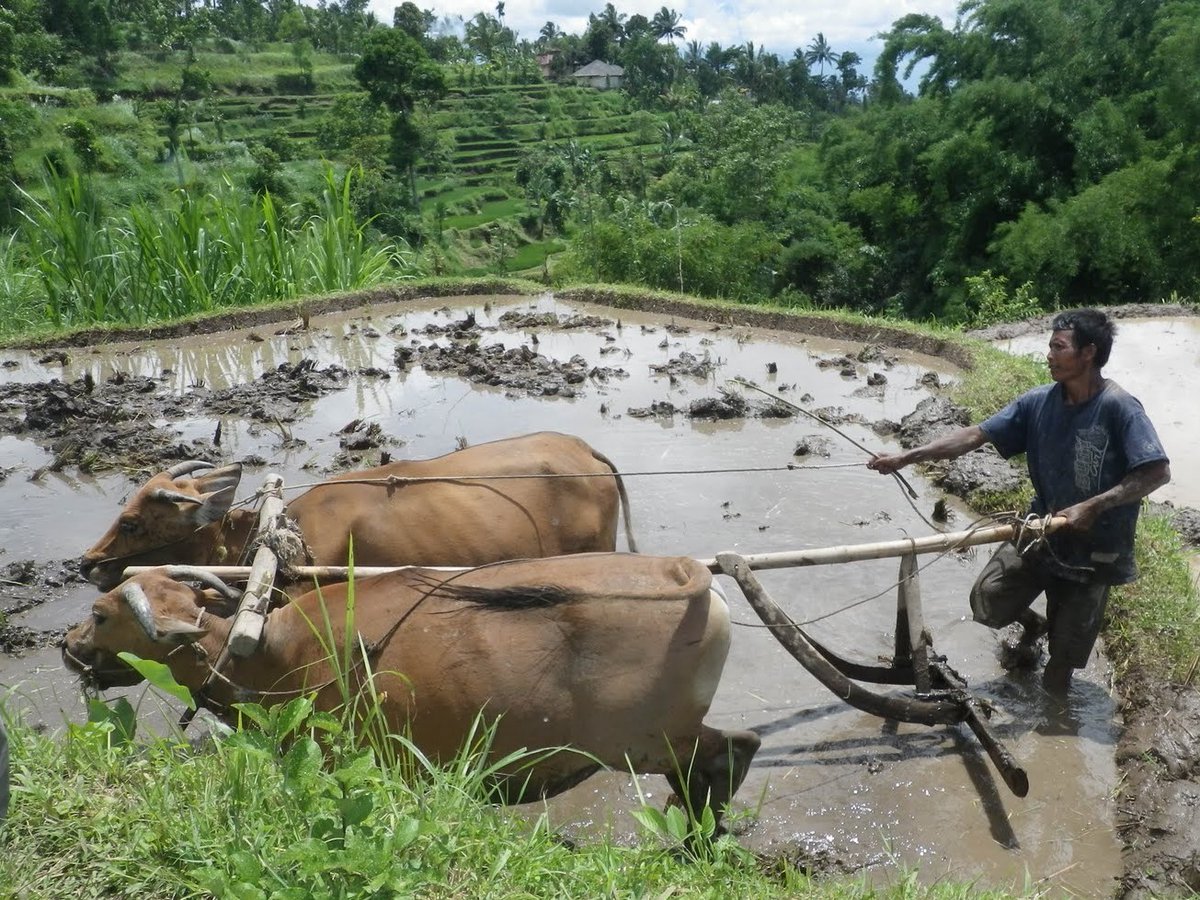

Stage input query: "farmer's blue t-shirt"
[{"left": 980, "top": 381, "right": 1168, "bottom": 584}]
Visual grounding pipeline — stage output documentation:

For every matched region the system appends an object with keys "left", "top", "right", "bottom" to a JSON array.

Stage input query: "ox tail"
[
  {"left": 411, "top": 572, "right": 579, "bottom": 611},
  {"left": 590, "top": 449, "right": 640, "bottom": 553}
]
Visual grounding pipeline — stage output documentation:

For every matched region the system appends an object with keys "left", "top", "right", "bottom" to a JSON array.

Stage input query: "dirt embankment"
[{"left": 2, "top": 289, "right": 1198, "bottom": 896}]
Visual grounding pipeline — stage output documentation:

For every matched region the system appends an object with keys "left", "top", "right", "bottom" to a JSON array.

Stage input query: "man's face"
[{"left": 1046, "top": 328, "right": 1095, "bottom": 382}]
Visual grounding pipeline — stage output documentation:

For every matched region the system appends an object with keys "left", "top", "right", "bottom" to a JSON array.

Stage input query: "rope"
[
  {"left": 730, "top": 377, "right": 921, "bottom": 501},
  {"left": 226, "top": 461, "right": 866, "bottom": 500}
]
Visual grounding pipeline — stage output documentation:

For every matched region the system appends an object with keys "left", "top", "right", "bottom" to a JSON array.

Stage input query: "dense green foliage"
[
  {"left": 824, "top": 0, "right": 1200, "bottom": 317},
  {"left": 1, "top": 0, "right": 1195, "bottom": 331}
]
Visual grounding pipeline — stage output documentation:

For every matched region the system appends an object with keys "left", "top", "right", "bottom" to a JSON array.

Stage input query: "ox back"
[{"left": 282, "top": 431, "right": 636, "bottom": 567}]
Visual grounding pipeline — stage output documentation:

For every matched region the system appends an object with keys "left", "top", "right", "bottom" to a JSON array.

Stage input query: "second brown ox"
[
  {"left": 80, "top": 431, "right": 638, "bottom": 590},
  {"left": 62, "top": 554, "right": 760, "bottom": 825}
]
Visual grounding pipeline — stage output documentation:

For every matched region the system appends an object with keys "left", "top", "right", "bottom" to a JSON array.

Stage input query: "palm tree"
[
  {"left": 536, "top": 20, "right": 563, "bottom": 53},
  {"left": 804, "top": 32, "right": 835, "bottom": 77},
  {"left": 599, "top": 3, "right": 626, "bottom": 42},
  {"left": 651, "top": 7, "right": 686, "bottom": 44}
]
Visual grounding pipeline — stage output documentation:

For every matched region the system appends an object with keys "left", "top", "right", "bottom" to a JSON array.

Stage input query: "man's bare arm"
[
  {"left": 1058, "top": 460, "right": 1172, "bottom": 531},
  {"left": 867, "top": 425, "right": 990, "bottom": 475}
]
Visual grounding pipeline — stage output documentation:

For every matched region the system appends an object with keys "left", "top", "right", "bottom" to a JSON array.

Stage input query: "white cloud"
[{"left": 372, "top": 1, "right": 961, "bottom": 63}]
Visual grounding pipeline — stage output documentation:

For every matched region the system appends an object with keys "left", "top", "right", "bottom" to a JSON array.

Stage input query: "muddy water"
[{"left": 0, "top": 295, "right": 1121, "bottom": 893}]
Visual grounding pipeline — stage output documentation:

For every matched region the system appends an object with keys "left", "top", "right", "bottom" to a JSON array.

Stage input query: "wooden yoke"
[{"left": 228, "top": 473, "right": 284, "bottom": 657}]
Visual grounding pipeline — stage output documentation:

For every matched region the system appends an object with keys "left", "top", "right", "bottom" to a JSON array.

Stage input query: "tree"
[
  {"left": 393, "top": 2, "right": 432, "bottom": 41},
  {"left": 464, "top": 11, "right": 513, "bottom": 63},
  {"left": 651, "top": 7, "right": 685, "bottom": 44},
  {"left": 0, "top": 14, "right": 15, "bottom": 85},
  {"left": 598, "top": 3, "right": 626, "bottom": 41},
  {"left": 353, "top": 26, "right": 446, "bottom": 207},
  {"left": 833, "top": 51, "right": 865, "bottom": 107},
  {"left": 621, "top": 33, "right": 679, "bottom": 104},
  {"left": 804, "top": 32, "right": 835, "bottom": 77},
  {"left": 537, "top": 21, "right": 561, "bottom": 48}
]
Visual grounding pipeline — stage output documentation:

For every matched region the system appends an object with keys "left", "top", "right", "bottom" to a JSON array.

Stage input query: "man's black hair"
[{"left": 1051, "top": 308, "right": 1116, "bottom": 369}]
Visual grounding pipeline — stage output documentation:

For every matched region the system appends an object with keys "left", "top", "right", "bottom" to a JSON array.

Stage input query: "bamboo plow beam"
[
  {"left": 698, "top": 517, "right": 1066, "bottom": 572},
  {"left": 126, "top": 516, "right": 1067, "bottom": 583},
  {"left": 227, "top": 474, "right": 285, "bottom": 657}
]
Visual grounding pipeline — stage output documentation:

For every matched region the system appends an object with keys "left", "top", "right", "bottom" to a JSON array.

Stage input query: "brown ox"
[
  {"left": 80, "top": 432, "right": 638, "bottom": 591},
  {"left": 62, "top": 555, "right": 759, "bottom": 824}
]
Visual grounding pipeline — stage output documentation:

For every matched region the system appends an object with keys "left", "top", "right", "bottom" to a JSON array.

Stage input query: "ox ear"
[
  {"left": 196, "top": 588, "right": 238, "bottom": 618},
  {"left": 156, "top": 618, "right": 209, "bottom": 645},
  {"left": 188, "top": 464, "right": 242, "bottom": 526}
]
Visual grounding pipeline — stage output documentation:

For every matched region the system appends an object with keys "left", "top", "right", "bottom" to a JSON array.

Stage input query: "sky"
[{"left": 374, "top": 1, "right": 964, "bottom": 71}]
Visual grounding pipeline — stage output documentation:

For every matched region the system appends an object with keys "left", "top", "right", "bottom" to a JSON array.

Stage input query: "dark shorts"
[{"left": 969, "top": 542, "right": 1111, "bottom": 669}]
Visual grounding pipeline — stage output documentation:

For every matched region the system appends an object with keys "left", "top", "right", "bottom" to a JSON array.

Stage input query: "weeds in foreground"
[{"left": 0, "top": 702, "right": 1034, "bottom": 899}]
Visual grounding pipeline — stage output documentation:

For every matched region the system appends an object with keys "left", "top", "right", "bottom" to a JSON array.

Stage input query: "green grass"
[
  {"left": 0, "top": 711, "right": 1037, "bottom": 898},
  {"left": 1107, "top": 511, "right": 1200, "bottom": 681},
  {"left": 510, "top": 238, "right": 567, "bottom": 273},
  {"left": 441, "top": 196, "right": 526, "bottom": 230}
]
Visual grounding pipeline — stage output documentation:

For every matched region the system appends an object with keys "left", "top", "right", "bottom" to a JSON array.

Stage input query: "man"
[{"left": 868, "top": 309, "right": 1170, "bottom": 694}]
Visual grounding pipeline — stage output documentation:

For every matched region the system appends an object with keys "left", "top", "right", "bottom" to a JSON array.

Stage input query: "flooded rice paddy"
[{"left": 3, "top": 294, "right": 1172, "bottom": 893}]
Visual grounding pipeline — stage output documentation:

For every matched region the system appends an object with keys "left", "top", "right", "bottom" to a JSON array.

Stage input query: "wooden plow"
[
  {"left": 129, "top": 473, "right": 1061, "bottom": 798},
  {"left": 707, "top": 521, "right": 1063, "bottom": 800}
]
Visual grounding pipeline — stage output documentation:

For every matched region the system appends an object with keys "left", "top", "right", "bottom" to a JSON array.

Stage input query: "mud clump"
[
  {"left": 627, "top": 401, "right": 678, "bottom": 418},
  {"left": 0, "top": 374, "right": 208, "bottom": 472},
  {"left": 417, "top": 342, "right": 626, "bottom": 398},
  {"left": 200, "top": 359, "right": 351, "bottom": 422},
  {"left": 498, "top": 311, "right": 612, "bottom": 331},
  {"left": 650, "top": 351, "right": 717, "bottom": 378},
  {"left": 894, "top": 396, "right": 1025, "bottom": 501}
]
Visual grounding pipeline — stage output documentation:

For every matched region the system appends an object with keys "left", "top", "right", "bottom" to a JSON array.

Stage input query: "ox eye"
[
  {"left": 92, "top": 611, "right": 107, "bottom": 626},
  {"left": 118, "top": 519, "right": 141, "bottom": 535}
]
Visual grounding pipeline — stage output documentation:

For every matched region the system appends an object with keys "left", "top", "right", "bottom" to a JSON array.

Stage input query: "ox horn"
[
  {"left": 161, "top": 566, "right": 243, "bottom": 602},
  {"left": 149, "top": 488, "right": 204, "bottom": 505},
  {"left": 121, "top": 582, "right": 160, "bottom": 641},
  {"left": 165, "top": 460, "right": 216, "bottom": 479}
]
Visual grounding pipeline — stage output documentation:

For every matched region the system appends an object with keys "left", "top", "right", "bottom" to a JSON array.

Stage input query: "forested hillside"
[{"left": 0, "top": 0, "right": 1196, "bottom": 334}]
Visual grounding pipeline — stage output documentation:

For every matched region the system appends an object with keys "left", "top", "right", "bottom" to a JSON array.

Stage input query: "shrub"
[{"left": 962, "top": 270, "right": 1044, "bottom": 327}]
